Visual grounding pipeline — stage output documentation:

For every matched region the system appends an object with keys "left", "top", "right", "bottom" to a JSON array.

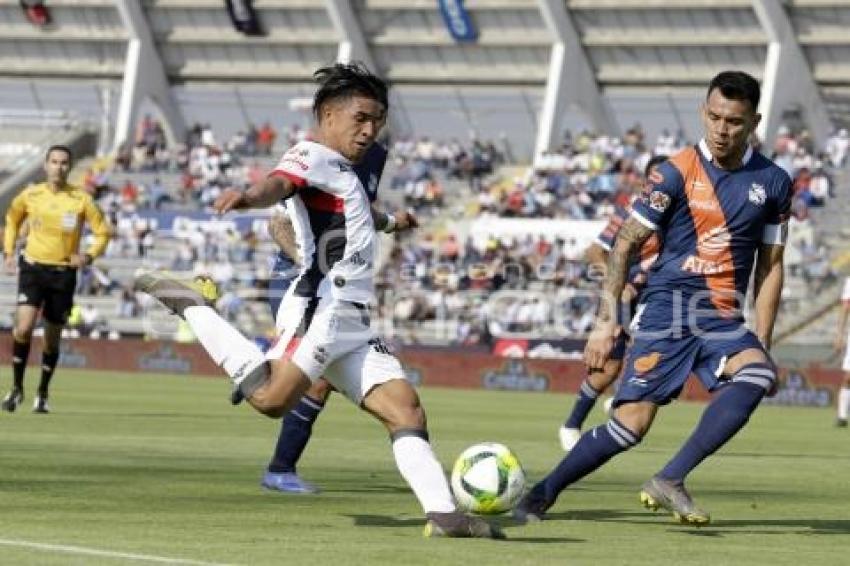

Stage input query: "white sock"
[
  {"left": 183, "top": 306, "right": 265, "bottom": 382},
  {"left": 839, "top": 387, "right": 850, "bottom": 420},
  {"left": 391, "top": 435, "right": 456, "bottom": 514}
]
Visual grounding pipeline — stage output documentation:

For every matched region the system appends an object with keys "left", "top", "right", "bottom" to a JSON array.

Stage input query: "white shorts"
[{"left": 266, "top": 296, "right": 405, "bottom": 405}]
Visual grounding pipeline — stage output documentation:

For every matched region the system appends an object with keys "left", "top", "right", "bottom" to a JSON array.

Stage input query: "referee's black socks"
[
  {"left": 11, "top": 338, "right": 31, "bottom": 392},
  {"left": 38, "top": 350, "right": 60, "bottom": 398}
]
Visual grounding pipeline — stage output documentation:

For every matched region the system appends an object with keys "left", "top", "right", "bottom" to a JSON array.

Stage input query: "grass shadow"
[
  {"left": 346, "top": 514, "right": 584, "bottom": 543},
  {"left": 543, "top": 508, "right": 850, "bottom": 537}
]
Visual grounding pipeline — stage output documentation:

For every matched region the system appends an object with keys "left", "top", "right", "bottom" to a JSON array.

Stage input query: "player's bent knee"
[
  {"left": 730, "top": 362, "right": 777, "bottom": 394},
  {"left": 724, "top": 348, "right": 770, "bottom": 376},
  {"left": 612, "top": 402, "right": 656, "bottom": 437},
  {"left": 383, "top": 404, "right": 426, "bottom": 432},
  {"left": 13, "top": 325, "right": 35, "bottom": 342}
]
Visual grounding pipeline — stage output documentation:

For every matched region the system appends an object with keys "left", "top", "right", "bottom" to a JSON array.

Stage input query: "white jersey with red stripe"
[{"left": 270, "top": 140, "right": 377, "bottom": 304}]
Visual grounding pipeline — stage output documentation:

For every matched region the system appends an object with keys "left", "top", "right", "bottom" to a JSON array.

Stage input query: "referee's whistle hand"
[
  {"left": 3, "top": 256, "right": 16, "bottom": 275},
  {"left": 213, "top": 189, "right": 244, "bottom": 215}
]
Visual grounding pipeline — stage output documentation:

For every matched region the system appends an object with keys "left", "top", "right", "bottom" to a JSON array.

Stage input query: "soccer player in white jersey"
[
  {"left": 134, "top": 63, "right": 502, "bottom": 539},
  {"left": 834, "top": 276, "right": 850, "bottom": 427}
]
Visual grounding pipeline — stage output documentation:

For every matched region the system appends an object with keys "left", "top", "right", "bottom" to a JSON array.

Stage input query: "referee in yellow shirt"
[{"left": 2, "top": 145, "right": 112, "bottom": 413}]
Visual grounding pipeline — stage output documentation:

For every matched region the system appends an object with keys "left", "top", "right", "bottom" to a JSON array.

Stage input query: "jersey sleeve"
[
  {"left": 3, "top": 189, "right": 28, "bottom": 257},
  {"left": 268, "top": 142, "right": 328, "bottom": 190},
  {"left": 595, "top": 207, "right": 628, "bottom": 252},
  {"left": 842, "top": 277, "right": 850, "bottom": 304},
  {"left": 629, "top": 161, "right": 682, "bottom": 231},
  {"left": 82, "top": 195, "right": 113, "bottom": 258},
  {"left": 762, "top": 172, "right": 793, "bottom": 246}
]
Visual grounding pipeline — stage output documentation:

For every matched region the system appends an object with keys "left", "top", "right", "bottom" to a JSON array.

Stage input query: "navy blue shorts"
[
  {"left": 613, "top": 324, "right": 765, "bottom": 406},
  {"left": 267, "top": 275, "right": 295, "bottom": 320}
]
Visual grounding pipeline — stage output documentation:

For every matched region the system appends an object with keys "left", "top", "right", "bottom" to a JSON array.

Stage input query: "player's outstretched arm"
[
  {"left": 752, "top": 243, "right": 785, "bottom": 350},
  {"left": 371, "top": 206, "right": 418, "bottom": 233},
  {"left": 214, "top": 175, "right": 295, "bottom": 214},
  {"left": 584, "top": 216, "right": 653, "bottom": 370}
]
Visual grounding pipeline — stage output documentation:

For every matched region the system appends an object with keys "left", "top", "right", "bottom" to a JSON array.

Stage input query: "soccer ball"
[{"left": 450, "top": 442, "right": 526, "bottom": 515}]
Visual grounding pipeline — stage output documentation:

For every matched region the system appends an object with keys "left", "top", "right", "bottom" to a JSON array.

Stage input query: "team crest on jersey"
[
  {"left": 648, "top": 190, "right": 671, "bottom": 213},
  {"left": 748, "top": 183, "right": 766, "bottom": 206}
]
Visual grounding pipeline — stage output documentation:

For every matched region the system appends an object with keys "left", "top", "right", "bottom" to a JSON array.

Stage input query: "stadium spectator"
[
  {"left": 257, "top": 121, "right": 277, "bottom": 155},
  {"left": 825, "top": 128, "right": 849, "bottom": 168}
]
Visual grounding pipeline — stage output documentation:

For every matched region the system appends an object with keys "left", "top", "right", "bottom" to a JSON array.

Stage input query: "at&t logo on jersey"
[{"left": 748, "top": 183, "right": 766, "bottom": 206}]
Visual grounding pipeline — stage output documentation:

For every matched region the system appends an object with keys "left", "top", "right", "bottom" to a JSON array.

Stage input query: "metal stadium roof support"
[
  {"left": 323, "top": 0, "right": 408, "bottom": 133},
  {"left": 113, "top": 0, "right": 186, "bottom": 151},
  {"left": 752, "top": 0, "right": 833, "bottom": 144},
  {"left": 534, "top": 0, "right": 619, "bottom": 166},
  {"left": 324, "top": 0, "right": 375, "bottom": 68}
]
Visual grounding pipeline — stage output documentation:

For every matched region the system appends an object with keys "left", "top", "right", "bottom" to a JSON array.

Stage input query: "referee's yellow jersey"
[{"left": 3, "top": 182, "right": 112, "bottom": 266}]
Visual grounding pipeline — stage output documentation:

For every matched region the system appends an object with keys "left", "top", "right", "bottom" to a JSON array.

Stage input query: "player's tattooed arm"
[
  {"left": 598, "top": 217, "right": 653, "bottom": 326},
  {"left": 214, "top": 175, "right": 296, "bottom": 214},
  {"left": 268, "top": 211, "right": 301, "bottom": 265},
  {"left": 584, "top": 216, "right": 653, "bottom": 370},
  {"left": 753, "top": 243, "right": 785, "bottom": 350},
  {"left": 584, "top": 243, "right": 609, "bottom": 281}
]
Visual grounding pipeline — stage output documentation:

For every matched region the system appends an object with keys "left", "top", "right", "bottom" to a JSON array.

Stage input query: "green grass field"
[{"left": 0, "top": 369, "right": 848, "bottom": 565}]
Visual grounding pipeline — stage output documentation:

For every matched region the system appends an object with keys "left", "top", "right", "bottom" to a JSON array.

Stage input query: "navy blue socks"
[
  {"left": 534, "top": 417, "right": 641, "bottom": 505},
  {"left": 267, "top": 395, "right": 325, "bottom": 473},
  {"left": 657, "top": 363, "right": 774, "bottom": 484},
  {"left": 565, "top": 379, "right": 602, "bottom": 429}
]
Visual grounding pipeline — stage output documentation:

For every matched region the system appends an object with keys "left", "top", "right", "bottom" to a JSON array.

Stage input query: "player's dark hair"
[
  {"left": 707, "top": 71, "right": 760, "bottom": 111},
  {"left": 645, "top": 154, "right": 668, "bottom": 177},
  {"left": 312, "top": 62, "right": 388, "bottom": 119},
  {"left": 45, "top": 144, "right": 73, "bottom": 162}
]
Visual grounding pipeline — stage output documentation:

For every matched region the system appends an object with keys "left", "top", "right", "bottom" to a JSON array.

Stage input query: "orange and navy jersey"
[
  {"left": 630, "top": 140, "right": 792, "bottom": 324},
  {"left": 596, "top": 205, "right": 661, "bottom": 292}
]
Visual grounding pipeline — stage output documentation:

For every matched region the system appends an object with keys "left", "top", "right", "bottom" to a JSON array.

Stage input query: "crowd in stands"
[
  {"left": 49, "top": 117, "right": 848, "bottom": 345},
  {"left": 376, "top": 230, "right": 597, "bottom": 346},
  {"left": 377, "top": 124, "right": 849, "bottom": 342}
]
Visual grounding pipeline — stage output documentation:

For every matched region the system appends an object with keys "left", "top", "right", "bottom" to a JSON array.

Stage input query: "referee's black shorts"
[{"left": 16, "top": 257, "right": 77, "bottom": 324}]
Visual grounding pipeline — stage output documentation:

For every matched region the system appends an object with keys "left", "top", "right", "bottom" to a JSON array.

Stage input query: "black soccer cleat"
[
  {"left": 32, "top": 395, "right": 50, "bottom": 414},
  {"left": 423, "top": 511, "right": 505, "bottom": 539},
  {"left": 836, "top": 418, "right": 848, "bottom": 428},
  {"left": 1, "top": 389, "right": 23, "bottom": 413},
  {"left": 512, "top": 489, "right": 550, "bottom": 524}
]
